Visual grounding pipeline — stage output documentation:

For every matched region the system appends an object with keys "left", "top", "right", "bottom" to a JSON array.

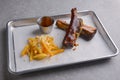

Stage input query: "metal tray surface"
[{"left": 7, "top": 11, "right": 119, "bottom": 74}]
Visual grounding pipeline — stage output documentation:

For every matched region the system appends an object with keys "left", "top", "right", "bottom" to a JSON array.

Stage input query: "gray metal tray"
[{"left": 7, "top": 11, "right": 119, "bottom": 74}]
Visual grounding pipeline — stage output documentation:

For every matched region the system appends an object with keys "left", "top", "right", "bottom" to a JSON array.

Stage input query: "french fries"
[
  {"left": 21, "top": 35, "right": 64, "bottom": 61},
  {"left": 21, "top": 45, "right": 29, "bottom": 56}
]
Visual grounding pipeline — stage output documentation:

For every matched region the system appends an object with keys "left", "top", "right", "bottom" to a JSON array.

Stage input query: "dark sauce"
[
  {"left": 63, "top": 8, "right": 81, "bottom": 48},
  {"left": 40, "top": 16, "right": 54, "bottom": 27}
]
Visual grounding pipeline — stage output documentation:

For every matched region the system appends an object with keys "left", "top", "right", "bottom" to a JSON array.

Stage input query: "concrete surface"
[{"left": 0, "top": 0, "right": 120, "bottom": 80}]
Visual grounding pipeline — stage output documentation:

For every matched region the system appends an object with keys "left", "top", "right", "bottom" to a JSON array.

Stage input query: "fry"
[
  {"left": 21, "top": 35, "right": 64, "bottom": 61},
  {"left": 29, "top": 51, "right": 33, "bottom": 61},
  {"left": 33, "top": 54, "right": 48, "bottom": 60},
  {"left": 40, "top": 38, "right": 52, "bottom": 55},
  {"left": 52, "top": 49, "right": 64, "bottom": 56},
  {"left": 21, "top": 45, "right": 29, "bottom": 56}
]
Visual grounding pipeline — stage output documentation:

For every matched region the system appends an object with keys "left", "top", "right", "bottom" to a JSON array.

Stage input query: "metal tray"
[{"left": 7, "top": 11, "right": 119, "bottom": 74}]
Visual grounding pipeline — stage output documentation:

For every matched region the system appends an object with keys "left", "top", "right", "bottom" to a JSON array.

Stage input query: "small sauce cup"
[{"left": 37, "top": 16, "right": 54, "bottom": 34}]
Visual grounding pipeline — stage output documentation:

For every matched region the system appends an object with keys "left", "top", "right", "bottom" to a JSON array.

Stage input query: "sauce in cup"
[{"left": 37, "top": 16, "right": 54, "bottom": 34}]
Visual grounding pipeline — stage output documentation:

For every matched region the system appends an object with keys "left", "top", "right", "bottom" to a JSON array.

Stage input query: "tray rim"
[{"left": 7, "top": 10, "right": 119, "bottom": 75}]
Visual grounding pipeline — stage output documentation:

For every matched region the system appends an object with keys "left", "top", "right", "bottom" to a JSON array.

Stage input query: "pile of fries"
[{"left": 21, "top": 35, "right": 64, "bottom": 61}]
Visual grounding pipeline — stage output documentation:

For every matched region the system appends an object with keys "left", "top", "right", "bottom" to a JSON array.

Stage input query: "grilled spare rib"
[
  {"left": 63, "top": 8, "right": 82, "bottom": 48},
  {"left": 80, "top": 25, "right": 97, "bottom": 40},
  {"left": 56, "top": 19, "right": 97, "bottom": 41},
  {"left": 56, "top": 18, "right": 83, "bottom": 30},
  {"left": 56, "top": 20, "right": 69, "bottom": 30}
]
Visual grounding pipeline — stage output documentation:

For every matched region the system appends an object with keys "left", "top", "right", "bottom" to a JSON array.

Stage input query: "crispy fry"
[
  {"left": 33, "top": 54, "right": 48, "bottom": 60},
  {"left": 21, "top": 45, "right": 29, "bottom": 56},
  {"left": 40, "top": 38, "right": 52, "bottom": 55},
  {"left": 52, "top": 49, "right": 64, "bottom": 56},
  {"left": 21, "top": 35, "right": 64, "bottom": 61},
  {"left": 29, "top": 51, "right": 33, "bottom": 61}
]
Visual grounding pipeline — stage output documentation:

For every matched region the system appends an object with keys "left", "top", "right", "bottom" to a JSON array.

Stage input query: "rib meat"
[{"left": 63, "top": 8, "right": 82, "bottom": 48}]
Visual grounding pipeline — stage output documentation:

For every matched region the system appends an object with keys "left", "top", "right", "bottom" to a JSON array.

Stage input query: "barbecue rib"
[
  {"left": 63, "top": 8, "right": 82, "bottom": 48},
  {"left": 56, "top": 19, "right": 97, "bottom": 41}
]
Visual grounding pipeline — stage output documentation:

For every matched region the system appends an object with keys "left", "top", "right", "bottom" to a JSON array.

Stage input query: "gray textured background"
[{"left": 0, "top": 0, "right": 120, "bottom": 80}]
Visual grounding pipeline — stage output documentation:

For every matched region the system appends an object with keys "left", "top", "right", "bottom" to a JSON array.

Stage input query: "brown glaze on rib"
[
  {"left": 63, "top": 8, "right": 81, "bottom": 48},
  {"left": 80, "top": 25, "right": 97, "bottom": 40},
  {"left": 56, "top": 19, "right": 69, "bottom": 30},
  {"left": 56, "top": 19, "right": 97, "bottom": 41}
]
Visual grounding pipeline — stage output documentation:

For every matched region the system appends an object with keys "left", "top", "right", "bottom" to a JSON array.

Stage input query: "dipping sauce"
[
  {"left": 37, "top": 16, "right": 54, "bottom": 34},
  {"left": 40, "top": 16, "right": 54, "bottom": 27}
]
